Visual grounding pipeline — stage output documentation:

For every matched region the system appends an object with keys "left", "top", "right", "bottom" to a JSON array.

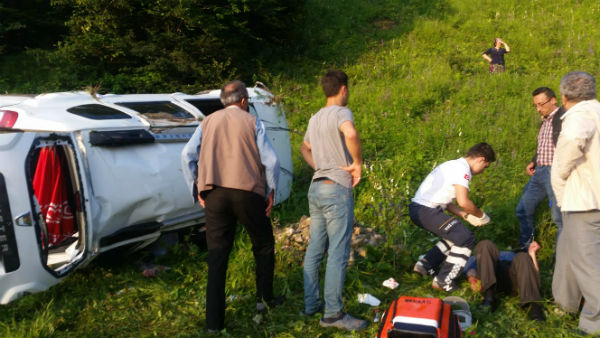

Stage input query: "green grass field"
[{"left": 2, "top": 0, "right": 600, "bottom": 336}]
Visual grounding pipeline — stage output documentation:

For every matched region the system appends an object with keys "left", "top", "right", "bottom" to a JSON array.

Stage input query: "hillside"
[{"left": 2, "top": 0, "right": 600, "bottom": 336}]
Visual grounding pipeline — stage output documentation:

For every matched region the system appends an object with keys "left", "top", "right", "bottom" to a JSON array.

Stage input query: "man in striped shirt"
[{"left": 516, "top": 87, "right": 565, "bottom": 249}]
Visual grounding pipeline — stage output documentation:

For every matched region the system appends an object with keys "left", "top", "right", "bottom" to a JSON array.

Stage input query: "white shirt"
[
  {"left": 551, "top": 99, "right": 600, "bottom": 211},
  {"left": 412, "top": 157, "right": 471, "bottom": 208}
]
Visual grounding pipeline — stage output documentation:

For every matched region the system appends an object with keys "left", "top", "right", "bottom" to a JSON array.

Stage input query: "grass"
[{"left": 2, "top": 0, "right": 600, "bottom": 336}]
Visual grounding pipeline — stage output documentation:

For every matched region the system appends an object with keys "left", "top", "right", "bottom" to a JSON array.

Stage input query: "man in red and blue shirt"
[{"left": 516, "top": 87, "right": 565, "bottom": 249}]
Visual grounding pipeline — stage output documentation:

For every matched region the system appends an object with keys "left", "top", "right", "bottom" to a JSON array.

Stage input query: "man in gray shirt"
[{"left": 300, "top": 70, "right": 367, "bottom": 331}]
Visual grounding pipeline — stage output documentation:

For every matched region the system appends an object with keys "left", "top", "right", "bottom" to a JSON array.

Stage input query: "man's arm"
[
  {"left": 502, "top": 40, "right": 510, "bottom": 52},
  {"left": 446, "top": 203, "right": 468, "bottom": 219},
  {"left": 551, "top": 112, "right": 593, "bottom": 207},
  {"left": 482, "top": 53, "right": 492, "bottom": 63},
  {"left": 255, "top": 119, "right": 280, "bottom": 216},
  {"left": 454, "top": 185, "right": 484, "bottom": 217},
  {"left": 181, "top": 125, "right": 203, "bottom": 204},
  {"left": 339, "top": 120, "right": 363, "bottom": 187},
  {"left": 300, "top": 141, "right": 316, "bottom": 170}
]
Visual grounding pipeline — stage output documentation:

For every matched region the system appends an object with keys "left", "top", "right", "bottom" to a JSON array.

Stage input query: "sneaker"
[
  {"left": 432, "top": 279, "right": 458, "bottom": 292},
  {"left": 256, "top": 295, "right": 285, "bottom": 313},
  {"left": 319, "top": 313, "right": 368, "bottom": 331},
  {"left": 413, "top": 260, "right": 435, "bottom": 277},
  {"left": 300, "top": 302, "right": 324, "bottom": 316},
  {"left": 526, "top": 303, "right": 546, "bottom": 322}
]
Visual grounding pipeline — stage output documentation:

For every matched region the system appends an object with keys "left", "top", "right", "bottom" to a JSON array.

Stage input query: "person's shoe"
[
  {"left": 526, "top": 303, "right": 546, "bottom": 322},
  {"left": 413, "top": 259, "right": 435, "bottom": 277},
  {"left": 481, "top": 289, "right": 496, "bottom": 312},
  {"left": 319, "top": 313, "right": 368, "bottom": 331},
  {"left": 300, "top": 302, "right": 324, "bottom": 316},
  {"left": 256, "top": 295, "right": 285, "bottom": 313},
  {"left": 432, "top": 278, "right": 458, "bottom": 292}
]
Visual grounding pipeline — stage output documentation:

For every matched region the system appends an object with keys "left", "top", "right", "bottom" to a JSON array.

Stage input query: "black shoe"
[
  {"left": 256, "top": 295, "right": 285, "bottom": 313},
  {"left": 300, "top": 302, "right": 324, "bottom": 316},
  {"left": 413, "top": 259, "right": 436, "bottom": 276},
  {"left": 482, "top": 289, "right": 496, "bottom": 312},
  {"left": 526, "top": 303, "right": 546, "bottom": 322}
]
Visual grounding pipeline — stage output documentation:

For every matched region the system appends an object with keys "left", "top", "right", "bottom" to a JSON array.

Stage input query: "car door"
[{"left": 0, "top": 128, "right": 91, "bottom": 304}]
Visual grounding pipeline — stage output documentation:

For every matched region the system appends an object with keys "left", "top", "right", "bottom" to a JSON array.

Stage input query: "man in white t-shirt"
[{"left": 410, "top": 143, "right": 495, "bottom": 292}]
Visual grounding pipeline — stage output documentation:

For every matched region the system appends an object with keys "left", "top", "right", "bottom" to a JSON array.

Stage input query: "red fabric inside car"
[{"left": 33, "top": 146, "right": 75, "bottom": 247}]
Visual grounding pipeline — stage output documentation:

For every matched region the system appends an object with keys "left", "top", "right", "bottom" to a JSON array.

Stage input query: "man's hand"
[
  {"left": 340, "top": 162, "right": 362, "bottom": 187},
  {"left": 465, "top": 213, "right": 490, "bottom": 226},
  {"left": 528, "top": 241, "right": 541, "bottom": 256},
  {"left": 528, "top": 241, "right": 541, "bottom": 271},
  {"left": 265, "top": 190, "right": 275, "bottom": 217},
  {"left": 198, "top": 194, "right": 205, "bottom": 208},
  {"left": 526, "top": 162, "right": 536, "bottom": 176}
]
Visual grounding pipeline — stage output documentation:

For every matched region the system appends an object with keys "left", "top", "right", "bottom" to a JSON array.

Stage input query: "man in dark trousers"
[
  {"left": 516, "top": 87, "right": 565, "bottom": 250},
  {"left": 181, "top": 80, "right": 281, "bottom": 332},
  {"left": 465, "top": 240, "right": 545, "bottom": 321}
]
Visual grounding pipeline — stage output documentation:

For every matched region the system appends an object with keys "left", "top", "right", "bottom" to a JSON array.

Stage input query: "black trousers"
[
  {"left": 474, "top": 240, "right": 542, "bottom": 304},
  {"left": 203, "top": 187, "right": 275, "bottom": 330}
]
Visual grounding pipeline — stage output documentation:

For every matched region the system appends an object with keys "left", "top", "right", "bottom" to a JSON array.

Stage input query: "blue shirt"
[
  {"left": 180, "top": 111, "right": 280, "bottom": 203},
  {"left": 463, "top": 251, "right": 515, "bottom": 274}
]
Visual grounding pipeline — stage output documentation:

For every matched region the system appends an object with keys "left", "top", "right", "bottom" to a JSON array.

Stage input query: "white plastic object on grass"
[{"left": 357, "top": 293, "right": 381, "bottom": 306}]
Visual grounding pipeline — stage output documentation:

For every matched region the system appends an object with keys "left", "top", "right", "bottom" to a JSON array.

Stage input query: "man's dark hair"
[
  {"left": 466, "top": 142, "right": 496, "bottom": 162},
  {"left": 321, "top": 70, "right": 348, "bottom": 98},
  {"left": 532, "top": 87, "right": 556, "bottom": 99},
  {"left": 220, "top": 80, "right": 248, "bottom": 106}
]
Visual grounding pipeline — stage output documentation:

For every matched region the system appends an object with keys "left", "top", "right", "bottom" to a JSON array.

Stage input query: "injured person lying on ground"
[{"left": 463, "top": 239, "right": 546, "bottom": 322}]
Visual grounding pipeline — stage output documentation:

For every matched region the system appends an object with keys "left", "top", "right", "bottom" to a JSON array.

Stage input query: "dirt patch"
[{"left": 274, "top": 215, "right": 385, "bottom": 263}]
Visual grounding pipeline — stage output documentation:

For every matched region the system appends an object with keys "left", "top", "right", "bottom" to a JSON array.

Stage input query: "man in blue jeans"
[
  {"left": 300, "top": 69, "right": 367, "bottom": 331},
  {"left": 516, "top": 87, "right": 565, "bottom": 249}
]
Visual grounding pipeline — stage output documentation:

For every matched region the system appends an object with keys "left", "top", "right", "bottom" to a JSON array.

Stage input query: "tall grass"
[{"left": 2, "top": 0, "right": 600, "bottom": 336}]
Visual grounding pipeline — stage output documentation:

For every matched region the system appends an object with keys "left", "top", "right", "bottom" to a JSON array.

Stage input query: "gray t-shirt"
[{"left": 303, "top": 105, "right": 354, "bottom": 188}]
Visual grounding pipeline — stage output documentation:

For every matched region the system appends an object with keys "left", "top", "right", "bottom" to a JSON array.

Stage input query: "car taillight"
[{"left": 0, "top": 110, "right": 18, "bottom": 128}]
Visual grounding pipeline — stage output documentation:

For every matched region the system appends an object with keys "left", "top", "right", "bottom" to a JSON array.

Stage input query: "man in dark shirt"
[
  {"left": 482, "top": 38, "right": 510, "bottom": 73},
  {"left": 516, "top": 87, "right": 565, "bottom": 250}
]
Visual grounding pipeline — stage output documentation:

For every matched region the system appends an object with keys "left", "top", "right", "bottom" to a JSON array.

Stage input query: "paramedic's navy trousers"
[{"left": 203, "top": 186, "right": 275, "bottom": 331}]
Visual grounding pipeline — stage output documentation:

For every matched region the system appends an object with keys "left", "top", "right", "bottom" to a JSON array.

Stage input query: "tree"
[{"left": 49, "top": 0, "right": 304, "bottom": 92}]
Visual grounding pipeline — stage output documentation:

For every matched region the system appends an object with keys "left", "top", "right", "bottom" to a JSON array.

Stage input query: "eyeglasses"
[{"left": 533, "top": 98, "right": 552, "bottom": 108}]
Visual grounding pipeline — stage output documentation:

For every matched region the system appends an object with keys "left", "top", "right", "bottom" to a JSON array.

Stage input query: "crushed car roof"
[{"left": 0, "top": 86, "right": 278, "bottom": 132}]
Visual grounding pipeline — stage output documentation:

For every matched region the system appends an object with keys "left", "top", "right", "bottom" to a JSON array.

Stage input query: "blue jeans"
[
  {"left": 516, "top": 166, "right": 562, "bottom": 248},
  {"left": 303, "top": 180, "right": 353, "bottom": 318}
]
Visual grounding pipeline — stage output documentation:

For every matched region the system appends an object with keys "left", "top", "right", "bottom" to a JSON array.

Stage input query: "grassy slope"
[{"left": 2, "top": 0, "right": 600, "bottom": 336}]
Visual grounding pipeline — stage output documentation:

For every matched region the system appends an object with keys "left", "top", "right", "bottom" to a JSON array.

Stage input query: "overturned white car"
[{"left": 0, "top": 84, "right": 293, "bottom": 304}]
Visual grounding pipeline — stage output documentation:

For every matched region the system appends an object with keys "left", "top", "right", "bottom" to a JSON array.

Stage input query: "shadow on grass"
[{"left": 257, "top": 0, "right": 454, "bottom": 81}]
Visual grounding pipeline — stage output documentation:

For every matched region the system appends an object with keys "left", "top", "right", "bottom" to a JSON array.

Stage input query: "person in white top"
[
  {"left": 410, "top": 143, "right": 495, "bottom": 292},
  {"left": 551, "top": 71, "right": 600, "bottom": 335}
]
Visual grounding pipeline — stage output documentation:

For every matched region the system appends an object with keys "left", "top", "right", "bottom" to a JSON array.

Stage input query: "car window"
[
  {"left": 114, "top": 101, "right": 195, "bottom": 123},
  {"left": 184, "top": 99, "right": 224, "bottom": 117},
  {"left": 67, "top": 104, "right": 132, "bottom": 120}
]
